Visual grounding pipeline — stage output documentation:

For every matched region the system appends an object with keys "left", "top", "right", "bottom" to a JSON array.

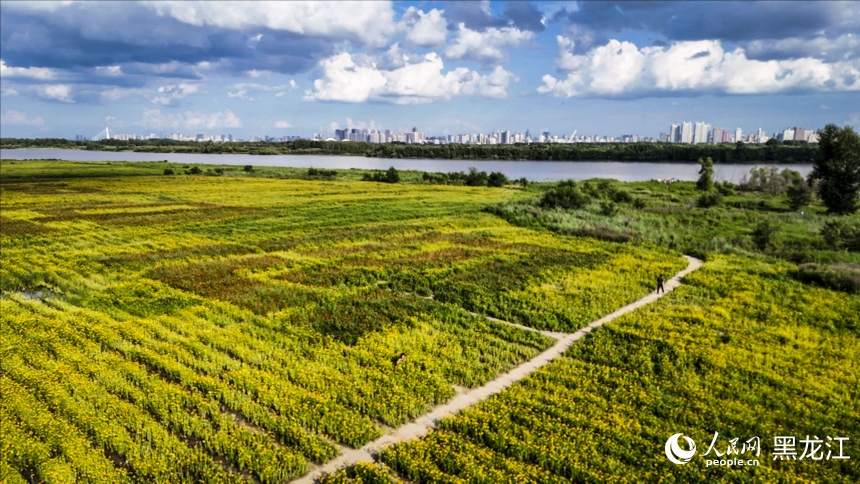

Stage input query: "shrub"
[
  {"left": 487, "top": 171, "right": 509, "bottom": 187},
  {"left": 385, "top": 166, "right": 400, "bottom": 183},
  {"left": 464, "top": 167, "right": 488, "bottom": 186},
  {"left": 599, "top": 200, "right": 619, "bottom": 217},
  {"left": 793, "top": 263, "right": 860, "bottom": 293},
  {"left": 243, "top": 165, "right": 253, "bottom": 172},
  {"left": 361, "top": 167, "right": 400, "bottom": 183},
  {"left": 716, "top": 181, "right": 736, "bottom": 196},
  {"left": 610, "top": 189, "right": 633, "bottom": 203},
  {"left": 786, "top": 180, "right": 812, "bottom": 211},
  {"left": 632, "top": 198, "right": 647, "bottom": 209},
  {"left": 308, "top": 168, "right": 338, "bottom": 177},
  {"left": 696, "top": 157, "right": 714, "bottom": 191},
  {"left": 539, "top": 181, "right": 589, "bottom": 210},
  {"left": 696, "top": 190, "right": 723, "bottom": 208},
  {"left": 820, "top": 220, "right": 860, "bottom": 250},
  {"left": 163, "top": 168, "right": 174, "bottom": 175},
  {"left": 188, "top": 166, "right": 202, "bottom": 175},
  {"left": 752, "top": 219, "right": 781, "bottom": 252}
]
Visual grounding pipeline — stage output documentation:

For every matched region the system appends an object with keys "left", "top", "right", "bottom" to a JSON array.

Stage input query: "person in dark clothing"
[
  {"left": 392, "top": 352, "right": 407, "bottom": 367},
  {"left": 656, "top": 275, "right": 665, "bottom": 293}
]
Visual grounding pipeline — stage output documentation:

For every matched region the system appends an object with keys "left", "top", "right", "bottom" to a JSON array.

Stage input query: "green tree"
[
  {"left": 465, "top": 167, "right": 488, "bottom": 186},
  {"left": 487, "top": 171, "right": 508, "bottom": 187},
  {"left": 696, "top": 157, "right": 714, "bottom": 191},
  {"left": 752, "top": 219, "right": 781, "bottom": 252},
  {"left": 809, "top": 124, "right": 860, "bottom": 214},
  {"left": 385, "top": 166, "right": 400, "bottom": 183}
]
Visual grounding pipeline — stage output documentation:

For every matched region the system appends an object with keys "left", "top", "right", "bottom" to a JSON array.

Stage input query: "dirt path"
[{"left": 293, "top": 256, "right": 703, "bottom": 483}]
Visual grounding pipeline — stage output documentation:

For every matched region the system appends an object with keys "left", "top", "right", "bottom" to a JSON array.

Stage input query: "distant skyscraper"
[
  {"left": 681, "top": 122, "right": 693, "bottom": 144},
  {"left": 794, "top": 128, "right": 807, "bottom": 142},
  {"left": 735, "top": 128, "right": 742, "bottom": 143},
  {"left": 711, "top": 127, "right": 724, "bottom": 145},
  {"left": 670, "top": 124, "right": 680, "bottom": 143},
  {"left": 693, "top": 122, "right": 711, "bottom": 144}
]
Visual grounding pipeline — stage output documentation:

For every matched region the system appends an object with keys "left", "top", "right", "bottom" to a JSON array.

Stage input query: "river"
[{"left": 0, "top": 148, "right": 813, "bottom": 183}]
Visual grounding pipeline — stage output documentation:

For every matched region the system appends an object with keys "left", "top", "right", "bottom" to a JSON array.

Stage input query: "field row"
[{"left": 376, "top": 255, "right": 860, "bottom": 483}]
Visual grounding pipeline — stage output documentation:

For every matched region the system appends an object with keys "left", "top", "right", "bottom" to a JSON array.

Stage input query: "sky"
[{"left": 1, "top": 0, "right": 859, "bottom": 140}]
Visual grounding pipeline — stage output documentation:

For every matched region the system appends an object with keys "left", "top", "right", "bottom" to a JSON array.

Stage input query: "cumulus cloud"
[
  {"left": 274, "top": 120, "right": 292, "bottom": 128},
  {"left": 94, "top": 65, "right": 123, "bottom": 77},
  {"left": 444, "top": 24, "right": 533, "bottom": 63},
  {"left": 151, "top": 83, "right": 199, "bottom": 105},
  {"left": 146, "top": 1, "right": 396, "bottom": 47},
  {"left": 745, "top": 33, "right": 860, "bottom": 63},
  {"left": 100, "top": 86, "right": 150, "bottom": 102},
  {"left": 539, "top": 37, "right": 860, "bottom": 98},
  {"left": 0, "top": 59, "right": 56, "bottom": 80},
  {"left": 140, "top": 108, "right": 241, "bottom": 130},
  {"left": 305, "top": 51, "right": 514, "bottom": 104},
  {"left": 39, "top": 84, "right": 74, "bottom": 102},
  {"left": 399, "top": 7, "right": 447, "bottom": 47},
  {"left": 0, "top": 109, "right": 45, "bottom": 127},
  {"left": 227, "top": 82, "right": 297, "bottom": 101}
]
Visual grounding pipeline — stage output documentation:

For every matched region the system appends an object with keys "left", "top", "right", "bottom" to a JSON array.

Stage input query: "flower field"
[
  {"left": 380, "top": 255, "right": 860, "bottom": 483},
  {"left": 0, "top": 166, "right": 685, "bottom": 483}
]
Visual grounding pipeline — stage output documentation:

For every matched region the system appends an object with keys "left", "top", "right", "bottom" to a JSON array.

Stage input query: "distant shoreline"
[{"left": 0, "top": 138, "right": 819, "bottom": 164}]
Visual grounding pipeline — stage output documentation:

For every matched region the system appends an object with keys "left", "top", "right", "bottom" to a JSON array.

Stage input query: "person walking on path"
[{"left": 656, "top": 275, "right": 665, "bottom": 294}]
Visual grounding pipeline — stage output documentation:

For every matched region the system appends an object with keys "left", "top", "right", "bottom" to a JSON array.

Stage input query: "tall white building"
[
  {"left": 711, "top": 127, "right": 724, "bottom": 145},
  {"left": 693, "top": 122, "right": 711, "bottom": 144},
  {"left": 681, "top": 122, "right": 693, "bottom": 144}
]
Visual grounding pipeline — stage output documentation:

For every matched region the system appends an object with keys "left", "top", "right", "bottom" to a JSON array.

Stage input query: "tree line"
[{"left": 1, "top": 137, "right": 820, "bottom": 164}]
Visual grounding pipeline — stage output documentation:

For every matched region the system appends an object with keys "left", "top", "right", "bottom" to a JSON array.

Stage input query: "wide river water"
[{"left": 1, "top": 148, "right": 813, "bottom": 183}]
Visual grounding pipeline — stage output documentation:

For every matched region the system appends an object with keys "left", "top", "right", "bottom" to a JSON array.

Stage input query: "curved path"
[{"left": 293, "top": 255, "right": 703, "bottom": 483}]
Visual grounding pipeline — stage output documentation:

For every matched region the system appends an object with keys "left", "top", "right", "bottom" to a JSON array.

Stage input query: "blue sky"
[{"left": 1, "top": 0, "right": 858, "bottom": 140}]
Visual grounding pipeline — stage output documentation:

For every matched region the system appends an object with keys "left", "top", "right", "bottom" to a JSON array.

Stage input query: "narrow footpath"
[{"left": 293, "top": 256, "right": 703, "bottom": 483}]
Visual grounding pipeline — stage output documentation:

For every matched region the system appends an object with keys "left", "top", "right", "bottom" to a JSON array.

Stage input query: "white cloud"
[
  {"left": 146, "top": 1, "right": 396, "bottom": 47},
  {"left": 101, "top": 87, "right": 150, "bottom": 102},
  {"left": 39, "top": 84, "right": 74, "bottom": 102},
  {"left": 246, "top": 69, "right": 272, "bottom": 78},
  {"left": 305, "top": 51, "right": 514, "bottom": 104},
  {"left": 140, "top": 108, "right": 241, "bottom": 130},
  {"left": 444, "top": 23, "right": 533, "bottom": 63},
  {"left": 95, "top": 65, "right": 123, "bottom": 76},
  {"left": 274, "top": 120, "right": 292, "bottom": 128},
  {"left": 0, "top": 109, "right": 46, "bottom": 127},
  {"left": 745, "top": 33, "right": 860, "bottom": 63},
  {"left": 306, "top": 53, "right": 387, "bottom": 103},
  {"left": 399, "top": 7, "right": 447, "bottom": 47},
  {"left": 227, "top": 82, "right": 297, "bottom": 101},
  {"left": 151, "top": 83, "right": 200, "bottom": 105},
  {"left": 0, "top": 59, "right": 57, "bottom": 80},
  {"left": 539, "top": 37, "right": 860, "bottom": 98}
]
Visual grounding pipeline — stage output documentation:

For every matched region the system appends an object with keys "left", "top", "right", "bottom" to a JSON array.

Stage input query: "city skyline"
[
  {"left": 1, "top": 1, "right": 859, "bottom": 139},
  {"left": 91, "top": 120, "right": 816, "bottom": 146}
]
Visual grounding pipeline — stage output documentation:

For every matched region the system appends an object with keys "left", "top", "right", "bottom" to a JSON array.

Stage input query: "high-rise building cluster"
[
  {"left": 332, "top": 127, "right": 426, "bottom": 144},
  {"left": 662, "top": 123, "right": 819, "bottom": 145},
  {"left": 80, "top": 122, "right": 821, "bottom": 145}
]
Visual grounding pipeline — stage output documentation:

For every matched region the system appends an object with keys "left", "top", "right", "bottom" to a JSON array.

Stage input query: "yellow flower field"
[{"left": 1, "top": 166, "right": 684, "bottom": 483}]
